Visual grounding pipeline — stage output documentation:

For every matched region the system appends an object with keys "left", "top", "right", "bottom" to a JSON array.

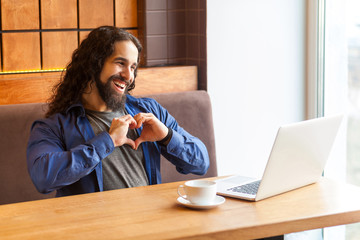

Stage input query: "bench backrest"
[{"left": 0, "top": 90, "right": 216, "bottom": 204}]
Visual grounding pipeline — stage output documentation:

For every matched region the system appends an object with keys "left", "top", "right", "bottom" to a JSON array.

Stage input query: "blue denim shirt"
[{"left": 27, "top": 95, "right": 209, "bottom": 197}]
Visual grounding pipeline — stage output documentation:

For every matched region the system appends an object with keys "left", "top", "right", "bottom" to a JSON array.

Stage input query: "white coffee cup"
[{"left": 177, "top": 180, "right": 217, "bottom": 205}]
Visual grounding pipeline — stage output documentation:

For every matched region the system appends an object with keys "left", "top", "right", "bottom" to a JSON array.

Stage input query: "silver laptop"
[{"left": 216, "top": 115, "right": 343, "bottom": 201}]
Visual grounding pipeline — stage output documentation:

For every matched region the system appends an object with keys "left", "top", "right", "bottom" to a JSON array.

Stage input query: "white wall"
[{"left": 207, "top": 0, "right": 306, "bottom": 177}]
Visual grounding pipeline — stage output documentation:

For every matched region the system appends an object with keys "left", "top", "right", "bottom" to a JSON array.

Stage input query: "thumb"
[
  {"left": 124, "top": 138, "right": 136, "bottom": 150},
  {"left": 134, "top": 137, "right": 145, "bottom": 150}
]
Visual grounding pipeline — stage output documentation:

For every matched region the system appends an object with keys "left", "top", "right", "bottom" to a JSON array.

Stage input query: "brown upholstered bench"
[{"left": 0, "top": 90, "right": 217, "bottom": 205}]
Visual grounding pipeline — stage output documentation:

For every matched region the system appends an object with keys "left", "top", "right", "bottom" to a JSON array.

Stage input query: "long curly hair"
[{"left": 46, "top": 26, "right": 142, "bottom": 118}]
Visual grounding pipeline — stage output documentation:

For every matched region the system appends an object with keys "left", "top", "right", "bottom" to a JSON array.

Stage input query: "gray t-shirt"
[{"left": 85, "top": 109, "right": 149, "bottom": 190}]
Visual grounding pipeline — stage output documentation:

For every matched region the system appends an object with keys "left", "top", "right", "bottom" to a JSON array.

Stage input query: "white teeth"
[{"left": 114, "top": 82, "right": 125, "bottom": 89}]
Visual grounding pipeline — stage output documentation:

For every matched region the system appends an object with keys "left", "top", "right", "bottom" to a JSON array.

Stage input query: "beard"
[{"left": 94, "top": 75, "right": 129, "bottom": 112}]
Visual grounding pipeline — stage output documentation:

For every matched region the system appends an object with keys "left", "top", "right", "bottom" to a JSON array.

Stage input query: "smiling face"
[{"left": 92, "top": 40, "right": 139, "bottom": 111}]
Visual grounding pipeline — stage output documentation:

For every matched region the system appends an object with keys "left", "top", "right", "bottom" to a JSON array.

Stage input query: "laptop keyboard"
[{"left": 228, "top": 180, "right": 261, "bottom": 195}]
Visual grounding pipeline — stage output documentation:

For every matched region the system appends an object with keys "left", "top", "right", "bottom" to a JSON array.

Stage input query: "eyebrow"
[{"left": 114, "top": 57, "right": 138, "bottom": 66}]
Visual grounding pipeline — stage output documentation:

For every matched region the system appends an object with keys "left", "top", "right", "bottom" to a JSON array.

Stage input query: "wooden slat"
[
  {"left": 41, "top": 0, "right": 77, "bottom": 29},
  {"left": 79, "top": 0, "right": 114, "bottom": 28},
  {"left": 1, "top": 0, "right": 39, "bottom": 30},
  {"left": 2, "top": 32, "right": 41, "bottom": 71},
  {"left": 42, "top": 32, "right": 78, "bottom": 69},
  {"left": 133, "top": 66, "right": 197, "bottom": 95},
  {"left": 115, "top": 0, "right": 137, "bottom": 28},
  {"left": 0, "top": 72, "right": 60, "bottom": 105},
  {"left": 0, "top": 66, "right": 198, "bottom": 105}
]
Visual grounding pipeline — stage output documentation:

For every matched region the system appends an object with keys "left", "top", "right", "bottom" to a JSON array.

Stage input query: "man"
[{"left": 27, "top": 26, "right": 209, "bottom": 197}]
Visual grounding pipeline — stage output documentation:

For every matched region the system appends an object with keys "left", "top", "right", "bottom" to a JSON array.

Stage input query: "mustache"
[{"left": 108, "top": 74, "right": 131, "bottom": 86}]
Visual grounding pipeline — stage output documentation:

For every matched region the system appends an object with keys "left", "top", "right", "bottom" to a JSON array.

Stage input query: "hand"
[
  {"left": 108, "top": 115, "right": 137, "bottom": 149},
  {"left": 133, "top": 113, "right": 168, "bottom": 150}
]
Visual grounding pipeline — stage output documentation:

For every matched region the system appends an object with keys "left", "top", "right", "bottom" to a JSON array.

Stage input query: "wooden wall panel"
[
  {"left": 0, "top": 41, "right": 2, "bottom": 72},
  {"left": 0, "top": 0, "right": 195, "bottom": 106},
  {"left": 79, "top": 0, "right": 114, "bottom": 28},
  {"left": 0, "top": 72, "right": 60, "bottom": 104},
  {"left": 1, "top": 0, "right": 39, "bottom": 30},
  {"left": 41, "top": 0, "right": 77, "bottom": 29},
  {"left": 132, "top": 66, "right": 197, "bottom": 96},
  {"left": 1, "top": 0, "right": 139, "bottom": 73},
  {"left": 42, "top": 32, "right": 78, "bottom": 69},
  {"left": 115, "top": 0, "right": 137, "bottom": 28},
  {"left": 2, "top": 33, "right": 41, "bottom": 71},
  {"left": 127, "top": 30, "right": 138, "bottom": 38},
  {"left": 0, "top": 66, "right": 197, "bottom": 105},
  {"left": 79, "top": 31, "right": 91, "bottom": 44}
]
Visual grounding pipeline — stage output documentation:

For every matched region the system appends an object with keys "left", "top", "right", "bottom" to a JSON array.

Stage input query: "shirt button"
[{"left": 106, "top": 149, "right": 110, "bottom": 153}]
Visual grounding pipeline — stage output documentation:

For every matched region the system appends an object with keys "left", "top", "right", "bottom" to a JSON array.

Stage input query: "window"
[{"left": 322, "top": 0, "right": 360, "bottom": 239}]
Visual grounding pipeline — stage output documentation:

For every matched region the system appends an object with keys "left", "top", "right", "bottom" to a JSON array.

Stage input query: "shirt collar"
[{"left": 65, "top": 102, "right": 86, "bottom": 117}]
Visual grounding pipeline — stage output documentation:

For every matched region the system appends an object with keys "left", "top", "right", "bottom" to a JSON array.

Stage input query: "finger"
[
  {"left": 134, "top": 115, "right": 146, "bottom": 128},
  {"left": 133, "top": 113, "right": 143, "bottom": 121},
  {"left": 118, "top": 115, "right": 136, "bottom": 128},
  {"left": 129, "top": 121, "right": 137, "bottom": 129},
  {"left": 122, "top": 114, "right": 133, "bottom": 122},
  {"left": 127, "top": 118, "right": 137, "bottom": 129},
  {"left": 134, "top": 113, "right": 153, "bottom": 121},
  {"left": 134, "top": 137, "right": 144, "bottom": 150},
  {"left": 132, "top": 114, "right": 142, "bottom": 128},
  {"left": 124, "top": 138, "right": 136, "bottom": 150},
  {"left": 139, "top": 113, "right": 155, "bottom": 123}
]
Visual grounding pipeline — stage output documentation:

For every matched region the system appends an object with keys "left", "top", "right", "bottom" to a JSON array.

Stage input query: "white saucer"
[{"left": 177, "top": 195, "right": 225, "bottom": 210}]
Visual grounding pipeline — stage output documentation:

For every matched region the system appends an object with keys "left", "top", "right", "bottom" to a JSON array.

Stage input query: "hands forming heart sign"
[{"left": 108, "top": 113, "right": 169, "bottom": 150}]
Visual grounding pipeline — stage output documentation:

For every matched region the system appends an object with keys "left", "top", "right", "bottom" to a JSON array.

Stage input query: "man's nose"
[{"left": 120, "top": 67, "right": 132, "bottom": 81}]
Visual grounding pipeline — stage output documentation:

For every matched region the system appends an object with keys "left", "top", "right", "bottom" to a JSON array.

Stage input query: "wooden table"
[{"left": 1, "top": 177, "right": 360, "bottom": 240}]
